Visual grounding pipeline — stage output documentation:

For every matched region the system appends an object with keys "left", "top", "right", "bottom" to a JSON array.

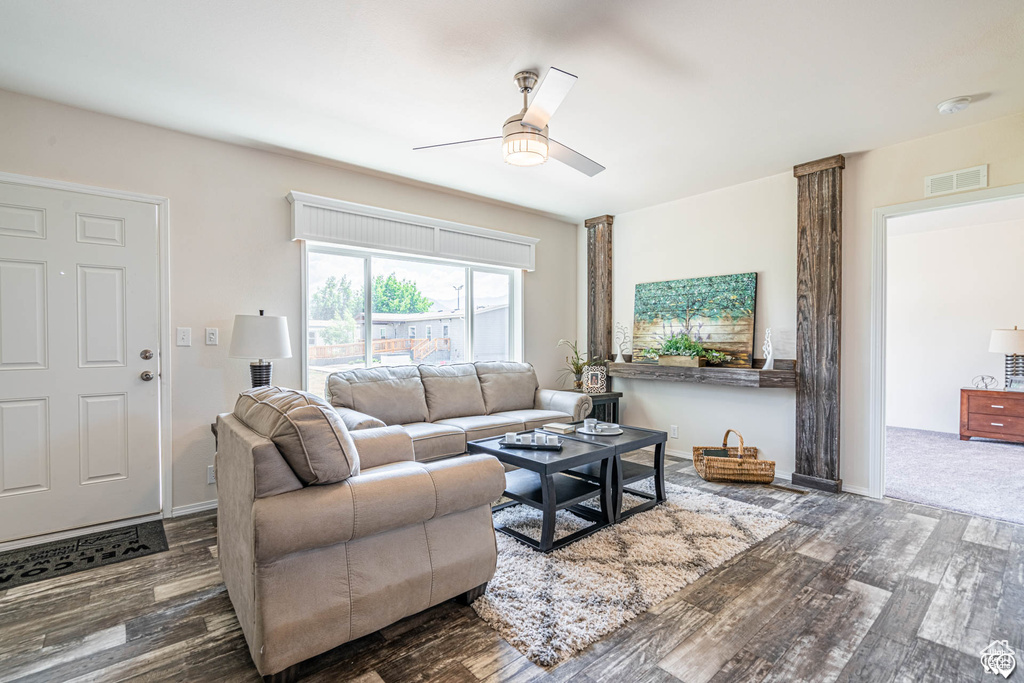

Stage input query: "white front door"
[{"left": 0, "top": 180, "right": 161, "bottom": 544}]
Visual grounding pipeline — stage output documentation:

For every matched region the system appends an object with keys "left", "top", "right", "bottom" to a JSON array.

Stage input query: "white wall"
[
  {"left": 579, "top": 111, "right": 1024, "bottom": 494},
  {"left": 0, "top": 88, "right": 578, "bottom": 512},
  {"left": 886, "top": 217, "right": 1024, "bottom": 433},
  {"left": 577, "top": 173, "right": 799, "bottom": 477}
]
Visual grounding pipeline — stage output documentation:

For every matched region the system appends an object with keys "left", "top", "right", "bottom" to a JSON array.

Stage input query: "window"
[
  {"left": 471, "top": 269, "right": 512, "bottom": 362},
  {"left": 304, "top": 247, "right": 520, "bottom": 391},
  {"left": 305, "top": 251, "right": 366, "bottom": 392}
]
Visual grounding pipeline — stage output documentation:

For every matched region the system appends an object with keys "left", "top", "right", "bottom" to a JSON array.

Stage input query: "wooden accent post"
[
  {"left": 793, "top": 155, "right": 844, "bottom": 493},
  {"left": 585, "top": 215, "right": 614, "bottom": 362}
]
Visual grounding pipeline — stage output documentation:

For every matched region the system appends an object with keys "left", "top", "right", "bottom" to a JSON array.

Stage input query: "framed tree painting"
[{"left": 632, "top": 272, "right": 757, "bottom": 368}]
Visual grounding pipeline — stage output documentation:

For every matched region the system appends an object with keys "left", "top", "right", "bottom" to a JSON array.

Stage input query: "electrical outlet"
[
  {"left": 207, "top": 465, "right": 216, "bottom": 485},
  {"left": 670, "top": 425, "right": 679, "bottom": 439},
  {"left": 176, "top": 327, "right": 192, "bottom": 347},
  {"left": 205, "top": 327, "right": 218, "bottom": 345}
]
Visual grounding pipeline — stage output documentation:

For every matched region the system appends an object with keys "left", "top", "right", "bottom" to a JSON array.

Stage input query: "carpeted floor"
[
  {"left": 473, "top": 479, "right": 789, "bottom": 666},
  {"left": 886, "top": 426, "right": 1024, "bottom": 525}
]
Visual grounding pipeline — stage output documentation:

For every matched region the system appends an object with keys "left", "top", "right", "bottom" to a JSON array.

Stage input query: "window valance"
[{"left": 287, "top": 191, "right": 538, "bottom": 271}]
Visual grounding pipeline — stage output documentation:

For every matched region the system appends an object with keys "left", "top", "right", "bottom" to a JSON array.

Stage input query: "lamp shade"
[
  {"left": 229, "top": 314, "right": 292, "bottom": 360},
  {"left": 989, "top": 327, "right": 1024, "bottom": 355}
]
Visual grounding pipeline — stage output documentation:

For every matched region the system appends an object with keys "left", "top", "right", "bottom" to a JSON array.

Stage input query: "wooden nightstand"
[{"left": 960, "top": 388, "right": 1024, "bottom": 444}]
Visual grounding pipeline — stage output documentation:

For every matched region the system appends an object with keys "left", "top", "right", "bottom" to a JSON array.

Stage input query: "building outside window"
[
  {"left": 408, "top": 326, "right": 416, "bottom": 339},
  {"left": 426, "top": 325, "right": 432, "bottom": 340}
]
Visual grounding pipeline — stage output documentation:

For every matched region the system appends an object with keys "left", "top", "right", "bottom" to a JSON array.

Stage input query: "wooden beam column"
[
  {"left": 585, "top": 215, "right": 614, "bottom": 361},
  {"left": 793, "top": 155, "right": 844, "bottom": 493}
]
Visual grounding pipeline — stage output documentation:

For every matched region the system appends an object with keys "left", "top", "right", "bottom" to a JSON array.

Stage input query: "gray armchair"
[{"left": 216, "top": 387, "right": 505, "bottom": 681}]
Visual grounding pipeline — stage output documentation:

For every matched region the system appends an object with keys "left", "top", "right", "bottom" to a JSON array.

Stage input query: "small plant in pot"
[
  {"left": 656, "top": 332, "right": 732, "bottom": 367},
  {"left": 558, "top": 339, "right": 587, "bottom": 389}
]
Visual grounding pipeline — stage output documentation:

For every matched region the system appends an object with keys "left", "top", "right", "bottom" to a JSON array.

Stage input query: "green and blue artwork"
[{"left": 633, "top": 272, "right": 757, "bottom": 367}]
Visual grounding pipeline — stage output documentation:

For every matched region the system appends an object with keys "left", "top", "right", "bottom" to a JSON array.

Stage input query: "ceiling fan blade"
[
  {"left": 413, "top": 136, "right": 500, "bottom": 151},
  {"left": 522, "top": 67, "right": 577, "bottom": 130},
  {"left": 549, "top": 139, "right": 605, "bottom": 177}
]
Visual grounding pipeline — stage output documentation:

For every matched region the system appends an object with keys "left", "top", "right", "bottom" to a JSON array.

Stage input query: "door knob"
[
  {"left": 140, "top": 349, "right": 154, "bottom": 360},
  {"left": 141, "top": 371, "right": 155, "bottom": 381}
]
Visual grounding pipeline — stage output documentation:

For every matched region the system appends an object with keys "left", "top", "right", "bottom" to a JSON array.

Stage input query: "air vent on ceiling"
[{"left": 924, "top": 164, "right": 988, "bottom": 197}]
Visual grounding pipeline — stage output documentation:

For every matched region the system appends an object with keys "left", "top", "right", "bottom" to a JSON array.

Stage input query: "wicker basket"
[{"left": 693, "top": 429, "right": 775, "bottom": 484}]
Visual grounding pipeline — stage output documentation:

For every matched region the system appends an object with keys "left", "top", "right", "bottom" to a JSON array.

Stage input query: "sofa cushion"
[
  {"left": 325, "top": 366, "right": 429, "bottom": 426},
  {"left": 475, "top": 361, "right": 540, "bottom": 414},
  {"left": 402, "top": 422, "right": 467, "bottom": 461},
  {"left": 492, "top": 409, "right": 573, "bottom": 431},
  {"left": 418, "top": 364, "right": 486, "bottom": 422},
  {"left": 436, "top": 414, "right": 526, "bottom": 441},
  {"left": 234, "top": 386, "right": 359, "bottom": 486}
]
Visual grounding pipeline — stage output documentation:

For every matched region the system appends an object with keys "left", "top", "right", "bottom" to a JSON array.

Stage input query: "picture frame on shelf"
[
  {"left": 1007, "top": 376, "right": 1024, "bottom": 392},
  {"left": 582, "top": 365, "right": 607, "bottom": 394}
]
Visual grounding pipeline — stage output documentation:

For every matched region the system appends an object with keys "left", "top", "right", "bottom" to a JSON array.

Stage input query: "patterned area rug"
[{"left": 474, "top": 480, "right": 789, "bottom": 666}]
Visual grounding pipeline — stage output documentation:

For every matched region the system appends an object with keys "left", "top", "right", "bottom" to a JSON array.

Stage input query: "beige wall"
[
  {"left": 580, "top": 111, "right": 1024, "bottom": 494},
  {"left": 886, "top": 218, "right": 1024, "bottom": 433},
  {"left": 577, "top": 173, "right": 800, "bottom": 476},
  {"left": 0, "top": 89, "right": 578, "bottom": 512}
]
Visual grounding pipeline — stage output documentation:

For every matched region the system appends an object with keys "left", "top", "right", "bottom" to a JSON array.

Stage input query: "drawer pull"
[
  {"left": 991, "top": 405, "right": 1004, "bottom": 409},
  {"left": 991, "top": 423, "right": 1004, "bottom": 427}
]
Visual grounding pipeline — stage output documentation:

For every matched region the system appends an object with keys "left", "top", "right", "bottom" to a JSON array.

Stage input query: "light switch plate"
[
  {"left": 176, "top": 327, "right": 191, "bottom": 347},
  {"left": 205, "top": 327, "right": 218, "bottom": 345}
]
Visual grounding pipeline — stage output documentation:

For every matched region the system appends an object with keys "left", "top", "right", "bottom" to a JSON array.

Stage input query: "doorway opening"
[{"left": 871, "top": 187, "right": 1024, "bottom": 523}]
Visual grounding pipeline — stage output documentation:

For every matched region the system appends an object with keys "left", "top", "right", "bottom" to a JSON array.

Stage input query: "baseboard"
[
  {"left": 171, "top": 500, "right": 218, "bottom": 517},
  {"left": 841, "top": 483, "right": 871, "bottom": 497}
]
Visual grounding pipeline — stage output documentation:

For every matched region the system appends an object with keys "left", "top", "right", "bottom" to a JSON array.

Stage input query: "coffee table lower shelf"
[{"left": 494, "top": 469, "right": 611, "bottom": 552}]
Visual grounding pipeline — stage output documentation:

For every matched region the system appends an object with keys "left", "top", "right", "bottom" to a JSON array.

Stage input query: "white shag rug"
[{"left": 473, "top": 480, "right": 789, "bottom": 666}]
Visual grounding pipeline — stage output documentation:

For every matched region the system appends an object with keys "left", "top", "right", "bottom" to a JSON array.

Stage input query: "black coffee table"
[
  {"left": 542, "top": 423, "right": 668, "bottom": 521},
  {"left": 467, "top": 432, "right": 616, "bottom": 552}
]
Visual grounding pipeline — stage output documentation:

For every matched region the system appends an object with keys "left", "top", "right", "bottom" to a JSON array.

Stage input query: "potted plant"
[
  {"left": 615, "top": 323, "right": 633, "bottom": 363},
  {"left": 558, "top": 339, "right": 587, "bottom": 389},
  {"left": 656, "top": 332, "right": 732, "bottom": 367}
]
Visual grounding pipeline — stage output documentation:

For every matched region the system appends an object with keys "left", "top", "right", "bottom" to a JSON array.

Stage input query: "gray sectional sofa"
[{"left": 325, "top": 361, "right": 593, "bottom": 461}]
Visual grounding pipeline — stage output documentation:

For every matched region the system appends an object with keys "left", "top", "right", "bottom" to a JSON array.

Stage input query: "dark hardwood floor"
[{"left": 1, "top": 453, "right": 1020, "bottom": 682}]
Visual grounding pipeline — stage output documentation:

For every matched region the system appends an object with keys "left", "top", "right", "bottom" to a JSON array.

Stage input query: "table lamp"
[
  {"left": 229, "top": 310, "right": 292, "bottom": 388},
  {"left": 989, "top": 326, "right": 1024, "bottom": 390}
]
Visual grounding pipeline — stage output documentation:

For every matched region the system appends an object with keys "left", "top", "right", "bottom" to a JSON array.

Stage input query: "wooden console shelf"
[{"left": 607, "top": 359, "right": 796, "bottom": 388}]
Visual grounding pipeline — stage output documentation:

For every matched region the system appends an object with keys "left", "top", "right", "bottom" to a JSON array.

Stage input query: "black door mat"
[{"left": 0, "top": 520, "right": 169, "bottom": 590}]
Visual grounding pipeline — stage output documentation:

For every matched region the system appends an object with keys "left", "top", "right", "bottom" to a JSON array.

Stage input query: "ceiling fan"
[{"left": 413, "top": 67, "right": 605, "bottom": 177}]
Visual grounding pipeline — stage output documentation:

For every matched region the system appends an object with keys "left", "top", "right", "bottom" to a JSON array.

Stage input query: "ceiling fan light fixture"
[
  {"left": 502, "top": 111, "right": 548, "bottom": 167},
  {"left": 502, "top": 131, "right": 548, "bottom": 166}
]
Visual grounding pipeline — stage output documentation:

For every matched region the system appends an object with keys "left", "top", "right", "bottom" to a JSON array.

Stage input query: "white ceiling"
[{"left": 1, "top": 1, "right": 1023, "bottom": 223}]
